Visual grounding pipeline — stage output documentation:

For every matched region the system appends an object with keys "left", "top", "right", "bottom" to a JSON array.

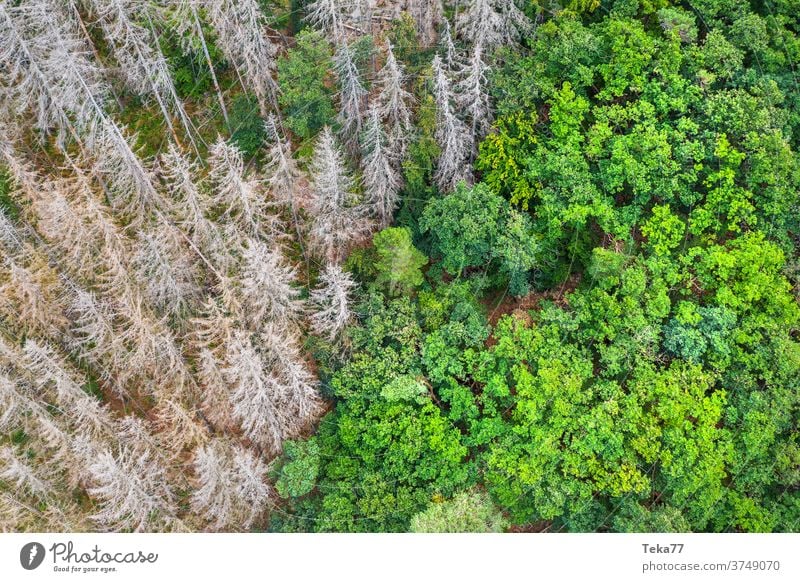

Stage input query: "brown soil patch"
[
  {"left": 485, "top": 273, "right": 581, "bottom": 328},
  {"left": 483, "top": 274, "right": 581, "bottom": 348},
  {"left": 508, "top": 520, "right": 554, "bottom": 533}
]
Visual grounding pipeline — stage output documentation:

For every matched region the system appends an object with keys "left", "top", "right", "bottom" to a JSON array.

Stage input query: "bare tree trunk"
[
  {"left": 191, "top": 6, "right": 230, "bottom": 129},
  {"left": 66, "top": 0, "right": 125, "bottom": 110},
  {"left": 142, "top": 10, "right": 202, "bottom": 158}
]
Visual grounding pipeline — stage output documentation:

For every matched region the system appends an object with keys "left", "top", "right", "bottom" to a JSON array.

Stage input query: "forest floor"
[
  {"left": 484, "top": 273, "right": 582, "bottom": 328},
  {"left": 508, "top": 521, "right": 554, "bottom": 533}
]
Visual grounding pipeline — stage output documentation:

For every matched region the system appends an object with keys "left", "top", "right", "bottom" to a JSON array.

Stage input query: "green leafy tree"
[
  {"left": 275, "top": 440, "right": 321, "bottom": 499},
  {"left": 421, "top": 183, "right": 539, "bottom": 294},
  {"left": 372, "top": 227, "right": 428, "bottom": 296},
  {"left": 228, "top": 95, "right": 266, "bottom": 158},
  {"left": 397, "top": 92, "right": 439, "bottom": 230},
  {"left": 476, "top": 113, "right": 538, "bottom": 207},
  {"left": 277, "top": 30, "right": 335, "bottom": 139},
  {"left": 641, "top": 205, "right": 685, "bottom": 256},
  {"left": 276, "top": 2, "right": 800, "bottom": 535},
  {"left": 410, "top": 489, "right": 508, "bottom": 532},
  {"left": 421, "top": 183, "right": 505, "bottom": 276}
]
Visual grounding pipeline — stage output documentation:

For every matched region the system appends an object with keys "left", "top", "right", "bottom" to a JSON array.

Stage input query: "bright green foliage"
[
  {"left": 277, "top": 1, "right": 800, "bottom": 533},
  {"left": 275, "top": 286, "right": 489, "bottom": 532},
  {"left": 275, "top": 440, "right": 321, "bottom": 499},
  {"left": 420, "top": 183, "right": 539, "bottom": 295},
  {"left": 612, "top": 501, "right": 692, "bottom": 533},
  {"left": 663, "top": 304, "right": 736, "bottom": 365},
  {"left": 641, "top": 205, "right": 685, "bottom": 256},
  {"left": 689, "top": 135, "right": 752, "bottom": 237},
  {"left": 277, "top": 30, "right": 334, "bottom": 139},
  {"left": 597, "top": 19, "right": 657, "bottom": 101},
  {"left": 476, "top": 113, "right": 538, "bottom": 207},
  {"left": 564, "top": 0, "right": 601, "bottom": 13},
  {"left": 473, "top": 273, "right": 792, "bottom": 531},
  {"left": 657, "top": 7, "right": 698, "bottom": 45},
  {"left": 288, "top": 221, "right": 799, "bottom": 532},
  {"left": 688, "top": 233, "right": 798, "bottom": 323},
  {"left": 310, "top": 398, "right": 470, "bottom": 532},
  {"left": 290, "top": 234, "right": 798, "bottom": 532},
  {"left": 410, "top": 489, "right": 508, "bottom": 533},
  {"left": 483, "top": 8, "right": 800, "bottom": 280},
  {"left": 420, "top": 183, "right": 506, "bottom": 275},
  {"left": 495, "top": 210, "right": 540, "bottom": 295},
  {"left": 372, "top": 227, "right": 428, "bottom": 296},
  {"left": 381, "top": 375, "right": 427, "bottom": 403}
]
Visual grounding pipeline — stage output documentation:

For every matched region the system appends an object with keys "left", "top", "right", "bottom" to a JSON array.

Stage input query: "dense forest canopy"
[{"left": 0, "top": 0, "right": 798, "bottom": 533}]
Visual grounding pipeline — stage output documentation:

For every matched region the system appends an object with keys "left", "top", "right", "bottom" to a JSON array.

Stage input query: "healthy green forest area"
[{"left": 0, "top": 0, "right": 798, "bottom": 534}]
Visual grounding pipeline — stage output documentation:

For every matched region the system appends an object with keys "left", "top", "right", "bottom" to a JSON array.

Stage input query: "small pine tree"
[
  {"left": 334, "top": 42, "right": 368, "bottom": 152},
  {"left": 238, "top": 239, "right": 305, "bottom": 331},
  {"left": 456, "top": 0, "right": 531, "bottom": 49},
  {"left": 456, "top": 43, "right": 492, "bottom": 160},
  {"left": 361, "top": 106, "right": 402, "bottom": 227},
  {"left": 191, "top": 438, "right": 272, "bottom": 531},
  {"left": 376, "top": 41, "right": 414, "bottom": 158},
  {"left": 431, "top": 55, "right": 470, "bottom": 191},
  {"left": 307, "top": 127, "right": 366, "bottom": 262},
  {"left": 309, "top": 263, "right": 357, "bottom": 341}
]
